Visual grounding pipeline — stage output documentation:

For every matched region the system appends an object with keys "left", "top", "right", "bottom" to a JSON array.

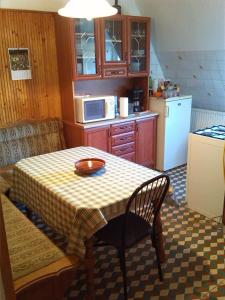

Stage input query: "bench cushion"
[
  {"left": 1, "top": 194, "right": 65, "bottom": 281},
  {"left": 0, "top": 118, "right": 65, "bottom": 168}
]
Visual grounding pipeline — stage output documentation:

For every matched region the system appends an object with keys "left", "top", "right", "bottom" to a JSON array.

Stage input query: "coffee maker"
[{"left": 129, "top": 88, "right": 144, "bottom": 113}]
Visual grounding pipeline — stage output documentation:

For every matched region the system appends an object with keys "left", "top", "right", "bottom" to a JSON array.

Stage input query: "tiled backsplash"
[
  {"left": 150, "top": 44, "right": 164, "bottom": 81},
  {"left": 150, "top": 50, "right": 225, "bottom": 112}
]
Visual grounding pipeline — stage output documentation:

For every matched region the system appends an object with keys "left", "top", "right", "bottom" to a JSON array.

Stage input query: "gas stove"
[{"left": 194, "top": 125, "right": 225, "bottom": 140}]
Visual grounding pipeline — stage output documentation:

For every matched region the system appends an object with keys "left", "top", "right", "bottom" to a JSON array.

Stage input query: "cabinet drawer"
[
  {"left": 120, "top": 152, "right": 135, "bottom": 162},
  {"left": 103, "top": 67, "right": 127, "bottom": 78},
  {"left": 112, "top": 142, "right": 135, "bottom": 156},
  {"left": 111, "top": 121, "right": 135, "bottom": 135},
  {"left": 111, "top": 132, "right": 135, "bottom": 146}
]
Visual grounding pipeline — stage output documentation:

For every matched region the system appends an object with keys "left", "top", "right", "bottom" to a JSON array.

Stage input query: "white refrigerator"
[{"left": 150, "top": 96, "right": 192, "bottom": 171}]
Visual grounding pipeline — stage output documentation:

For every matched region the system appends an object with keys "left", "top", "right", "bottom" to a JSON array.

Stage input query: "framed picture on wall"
[{"left": 8, "top": 48, "right": 32, "bottom": 80}]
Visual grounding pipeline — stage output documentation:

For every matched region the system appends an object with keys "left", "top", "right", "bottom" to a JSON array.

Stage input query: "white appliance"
[
  {"left": 186, "top": 129, "right": 225, "bottom": 220},
  {"left": 150, "top": 96, "right": 192, "bottom": 171},
  {"left": 75, "top": 95, "right": 115, "bottom": 123}
]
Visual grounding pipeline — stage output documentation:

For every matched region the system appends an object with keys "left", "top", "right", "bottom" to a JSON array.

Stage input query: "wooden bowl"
[{"left": 75, "top": 158, "right": 105, "bottom": 174}]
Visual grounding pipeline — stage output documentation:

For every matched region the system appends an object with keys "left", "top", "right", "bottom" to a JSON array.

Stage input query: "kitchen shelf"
[
  {"left": 77, "top": 56, "right": 96, "bottom": 59},
  {"left": 131, "top": 55, "right": 146, "bottom": 58},
  {"left": 105, "top": 39, "right": 122, "bottom": 43},
  {"left": 131, "top": 34, "right": 146, "bottom": 38},
  {"left": 76, "top": 33, "right": 95, "bottom": 37}
]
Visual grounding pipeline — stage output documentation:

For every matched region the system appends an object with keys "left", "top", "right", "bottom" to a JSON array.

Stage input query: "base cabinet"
[
  {"left": 120, "top": 152, "right": 136, "bottom": 162},
  {"left": 84, "top": 126, "right": 110, "bottom": 152},
  {"left": 64, "top": 116, "right": 157, "bottom": 167},
  {"left": 136, "top": 118, "right": 157, "bottom": 168}
]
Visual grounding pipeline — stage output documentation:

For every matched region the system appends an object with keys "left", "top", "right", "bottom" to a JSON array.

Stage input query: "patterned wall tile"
[{"left": 150, "top": 50, "right": 225, "bottom": 111}]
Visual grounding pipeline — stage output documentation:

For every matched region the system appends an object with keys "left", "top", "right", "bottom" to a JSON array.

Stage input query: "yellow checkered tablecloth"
[{"left": 11, "top": 147, "right": 162, "bottom": 258}]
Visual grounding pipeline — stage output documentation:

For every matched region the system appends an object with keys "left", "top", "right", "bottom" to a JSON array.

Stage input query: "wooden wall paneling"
[{"left": 0, "top": 9, "right": 62, "bottom": 126}]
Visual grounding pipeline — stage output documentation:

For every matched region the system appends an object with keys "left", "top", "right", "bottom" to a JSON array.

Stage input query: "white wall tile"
[{"left": 156, "top": 50, "right": 225, "bottom": 111}]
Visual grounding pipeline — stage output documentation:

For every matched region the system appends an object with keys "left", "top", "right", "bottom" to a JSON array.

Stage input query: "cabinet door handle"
[
  {"left": 165, "top": 106, "right": 169, "bottom": 117},
  {"left": 119, "top": 147, "right": 131, "bottom": 153}
]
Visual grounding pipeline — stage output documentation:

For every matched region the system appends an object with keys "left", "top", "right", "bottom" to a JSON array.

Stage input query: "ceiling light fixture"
[{"left": 58, "top": 0, "right": 118, "bottom": 20}]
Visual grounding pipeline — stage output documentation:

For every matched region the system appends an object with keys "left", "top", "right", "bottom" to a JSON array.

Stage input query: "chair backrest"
[
  {"left": 0, "top": 195, "right": 16, "bottom": 300},
  {"left": 124, "top": 174, "right": 170, "bottom": 232}
]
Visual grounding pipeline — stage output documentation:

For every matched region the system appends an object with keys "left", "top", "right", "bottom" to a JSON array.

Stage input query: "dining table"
[{"left": 11, "top": 146, "right": 171, "bottom": 298}]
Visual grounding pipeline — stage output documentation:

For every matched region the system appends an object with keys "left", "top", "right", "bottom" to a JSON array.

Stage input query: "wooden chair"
[
  {"left": 0, "top": 194, "right": 80, "bottom": 300},
  {"left": 95, "top": 174, "right": 170, "bottom": 300}
]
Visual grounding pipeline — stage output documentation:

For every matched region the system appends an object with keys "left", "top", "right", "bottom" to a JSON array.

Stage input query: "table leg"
[
  {"left": 85, "top": 237, "right": 95, "bottom": 300},
  {"left": 154, "top": 212, "right": 166, "bottom": 263}
]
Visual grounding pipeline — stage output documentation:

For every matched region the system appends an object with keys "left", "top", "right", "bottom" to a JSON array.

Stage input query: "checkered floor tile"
[
  {"left": 62, "top": 203, "right": 225, "bottom": 300},
  {"left": 17, "top": 165, "right": 225, "bottom": 299},
  {"left": 165, "top": 164, "right": 187, "bottom": 205}
]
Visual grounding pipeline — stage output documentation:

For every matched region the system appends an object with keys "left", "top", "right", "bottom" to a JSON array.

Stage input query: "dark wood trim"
[
  {"left": 0, "top": 195, "right": 16, "bottom": 300},
  {"left": 223, "top": 195, "right": 225, "bottom": 224},
  {"left": 0, "top": 8, "right": 56, "bottom": 15},
  {"left": 54, "top": 14, "right": 75, "bottom": 122}
]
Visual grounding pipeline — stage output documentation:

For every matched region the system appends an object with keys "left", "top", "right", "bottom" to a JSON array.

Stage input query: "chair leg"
[
  {"left": 118, "top": 250, "right": 128, "bottom": 300},
  {"left": 154, "top": 243, "right": 163, "bottom": 282}
]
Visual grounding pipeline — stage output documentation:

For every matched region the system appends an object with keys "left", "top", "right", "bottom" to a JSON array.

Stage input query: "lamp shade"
[{"left": 58, "top": 0, "right": 118, "bottom": 19}]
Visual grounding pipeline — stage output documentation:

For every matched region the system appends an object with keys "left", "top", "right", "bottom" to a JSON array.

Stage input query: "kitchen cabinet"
[
  {"left": 111, "top": 121, "right": 135, "bottom": 161},
  {"left": 100, "top": 15, "right": 127, "bottom": 78},
  {"left": 59, "top": 15, "right": 150, "bottom": 80},
  {"left": 74, "top": 18, "right": 101, "bottom": 79},
  {"left": 64, "top": 116, "right": 157, "bottom": 167},
  {"left": 136, "top": 117, "right": 157, "bottom": 168},
  {"left": 84, "top": 126, "right": 110, "bottom": 152},
  {"left": 127, "top": 16, "right": 150, "bottom": 77},
  {"left": 55, "top": 15, "right": 151, "bottom": 148}
]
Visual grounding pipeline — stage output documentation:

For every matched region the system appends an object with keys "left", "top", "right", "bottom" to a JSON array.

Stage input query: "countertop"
[
  {"left": 74, "top": 111, "right": 159, "bottom": 129},
  {"left": 150, "top": 95, "right": 192, "bottom": 102}
]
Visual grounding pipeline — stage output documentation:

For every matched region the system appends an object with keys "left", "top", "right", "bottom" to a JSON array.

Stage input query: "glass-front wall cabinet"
[
  {"left": 75, "top": 19, "right": 100, "bottom": 78},
  {"left": 128, "top": 18, "right": 149, "bottom": 75},
  {"left": 102, "top": 17, "right": 126, "bottom": 65}
]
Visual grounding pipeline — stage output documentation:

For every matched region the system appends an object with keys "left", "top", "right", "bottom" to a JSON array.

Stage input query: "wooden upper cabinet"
[
  {"left": 73, "top": 18, "right": 101, "bottom": 79},
  {"left": 127, "top": 16, "right": 150, "bottom": 77},
  {"left": 70, "top": 15, "right": 150, "bottom": 79},
  {"left": 100, "top": 15, "right": 127, "bottom": 66}
]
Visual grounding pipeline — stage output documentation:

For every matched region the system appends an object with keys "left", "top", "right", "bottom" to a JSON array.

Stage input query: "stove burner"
[{"left": 194, "top": 125, "right": 225, "bottom": 140}]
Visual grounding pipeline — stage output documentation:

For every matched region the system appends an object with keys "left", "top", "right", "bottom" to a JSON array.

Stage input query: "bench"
[
  {"left": 0, "top": 193, "right": 80, "bottom": 300},
  {"left": 0, "top": 118, "right": 66, "bottom": 194}
]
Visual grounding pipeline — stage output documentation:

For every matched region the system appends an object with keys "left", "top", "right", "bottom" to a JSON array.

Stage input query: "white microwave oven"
[{"left": 75, "top": 95, "right": 115, "bottom": 123}]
